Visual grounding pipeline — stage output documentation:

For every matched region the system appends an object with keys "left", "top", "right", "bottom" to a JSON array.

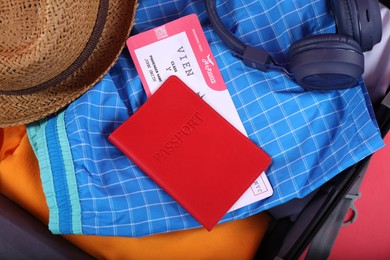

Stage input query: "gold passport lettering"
[{"left": 153, "top": 112, "right": 203, "bottom": 163}]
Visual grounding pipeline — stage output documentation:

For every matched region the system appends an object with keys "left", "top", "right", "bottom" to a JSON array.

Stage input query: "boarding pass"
[{"left": 126, "top": 14, "right": 273, "bottom": 211}]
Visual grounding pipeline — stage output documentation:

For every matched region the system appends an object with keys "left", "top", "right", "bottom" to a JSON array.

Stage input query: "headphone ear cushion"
[
  {"left": 289, "top": 33, "right": 362, "bottom": 57},
  {"left": 330, "top": 0, "right": 382, "bottom": 51},
  {"left": 330, "top": 0, "right": 360, "bottom": 41},
  {"left": 288, "top": 34, "right": 364, "bottom": 90}
]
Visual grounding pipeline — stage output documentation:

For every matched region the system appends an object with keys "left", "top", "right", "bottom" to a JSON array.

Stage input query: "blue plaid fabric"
[{"left": 27, "top": 0, "right": 384, "bottom": 237}]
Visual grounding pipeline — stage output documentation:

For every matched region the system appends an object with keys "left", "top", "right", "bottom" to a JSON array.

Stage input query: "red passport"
[{"left": 109, "top": 76, "right": 271, "bottom": 230}]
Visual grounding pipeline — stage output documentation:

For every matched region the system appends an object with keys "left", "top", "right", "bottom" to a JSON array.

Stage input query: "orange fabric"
[{"left": 0, "top": 126, "right": 271, "bottom": 259}]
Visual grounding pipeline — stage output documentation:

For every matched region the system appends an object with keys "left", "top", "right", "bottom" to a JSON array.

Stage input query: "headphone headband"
[{"left": 205, "top": 0, "right": 277, "bottom": 72}]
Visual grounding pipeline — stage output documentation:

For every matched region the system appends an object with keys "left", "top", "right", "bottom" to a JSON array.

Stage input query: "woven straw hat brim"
[{"left": 0, "top": 1, "right": 137, "bottom": 127}]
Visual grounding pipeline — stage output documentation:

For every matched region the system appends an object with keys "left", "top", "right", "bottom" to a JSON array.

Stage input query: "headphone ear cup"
[
  {"left": 329, "top": 0, "right": 360, "bottom": 42},
  {"left": 330, "top": 0, "right": 382, "bottom": 51},
  {"left": 288, "top": 34, "right": 364, "bottom": 90}
]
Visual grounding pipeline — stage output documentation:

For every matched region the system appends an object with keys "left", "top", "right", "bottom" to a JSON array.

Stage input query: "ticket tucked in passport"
[{"left": 126, "top": 14, "right": 273, "bottom": 211}]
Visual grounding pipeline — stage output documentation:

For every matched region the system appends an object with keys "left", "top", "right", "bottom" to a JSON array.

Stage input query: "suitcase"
[
  {"left": 1, "top": 1, "right": 389, "bottom": 259},
  {"left": 256, "top": 58, "right": 390, "bottom": 260}
]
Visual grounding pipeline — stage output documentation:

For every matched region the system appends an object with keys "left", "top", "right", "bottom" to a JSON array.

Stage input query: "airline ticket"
[{"left": 126, "top": 14, "right": 273, "bottom": 211}]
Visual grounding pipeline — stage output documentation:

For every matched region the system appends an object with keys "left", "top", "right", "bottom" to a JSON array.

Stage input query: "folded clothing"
[
  {"left": 27, "top": 0, "right": 384, "bottom": 237},
  {"left": 0, "top": 125, "right": 271, "bottom": 259}
]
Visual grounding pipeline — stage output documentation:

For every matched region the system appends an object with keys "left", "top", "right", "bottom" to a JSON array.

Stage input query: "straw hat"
[{"left": 0, "top": 0, "right": 137, "bottom": 127}]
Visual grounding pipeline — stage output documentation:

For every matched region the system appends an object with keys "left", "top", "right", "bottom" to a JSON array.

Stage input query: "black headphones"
[{"left": 205, "top": 0, "right": 382, "bottom": 90}]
